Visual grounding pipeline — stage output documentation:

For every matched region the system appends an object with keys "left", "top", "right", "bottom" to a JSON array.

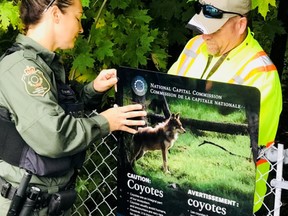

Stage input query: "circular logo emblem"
[{"left": 131, "top": 76, "right": 148, "bottom": 96}]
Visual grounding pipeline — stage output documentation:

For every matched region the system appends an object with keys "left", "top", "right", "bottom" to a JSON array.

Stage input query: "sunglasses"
[
  {"left": 43, "top": 0, "right": 56, "bottom": 13},
  {"left": 194, "top": 1, "right": 244, "bottom": 19}
]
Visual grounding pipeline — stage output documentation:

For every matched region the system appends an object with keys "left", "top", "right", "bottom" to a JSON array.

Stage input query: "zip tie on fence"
[
  {"left": 258, "top": 144, "right": 288, "bottom": 164},
  {"left": 271, "top": 179, "right": 288, "bottom": 190}
]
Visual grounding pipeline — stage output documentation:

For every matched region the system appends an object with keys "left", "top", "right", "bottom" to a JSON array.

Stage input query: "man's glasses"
[
  {"left": 43, "top": 0, "right": 56, "bottom": 13},
  {"left": 194, "top": 1, "right": 244, "bottom": 19}
]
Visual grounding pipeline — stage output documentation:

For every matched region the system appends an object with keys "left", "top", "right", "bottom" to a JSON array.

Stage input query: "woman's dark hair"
[{"left": 20, "top": 0, "right": 74, "bottom": 30}]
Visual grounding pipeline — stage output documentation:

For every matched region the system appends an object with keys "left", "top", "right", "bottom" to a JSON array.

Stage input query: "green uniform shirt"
[{"left": 0, "top": 34, "right": 110, "bottom": 191}]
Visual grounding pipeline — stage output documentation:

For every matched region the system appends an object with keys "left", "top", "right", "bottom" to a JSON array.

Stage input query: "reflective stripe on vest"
[
  {"left": 177, "top": 37, "right": 276, "bottom": 86},
  {"left": 178, "top": 36, "right": 204, "bottom": 76},
  {"left": 229, "top": 51, "right": 276, "bottom": 84}
]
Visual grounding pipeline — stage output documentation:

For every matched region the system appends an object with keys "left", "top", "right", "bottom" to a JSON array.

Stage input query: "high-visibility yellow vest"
[{"left": 168, "top": 28, "right": 282, "bottom": 212}]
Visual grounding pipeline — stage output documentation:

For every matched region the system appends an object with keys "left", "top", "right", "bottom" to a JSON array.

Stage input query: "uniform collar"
[
  {"left": 201, "top": 28, "right": 254, "bottom": 60},
  {"left": 225, "top": 27, "right": 254, "bottom": 60},
  {"left": 16, "top": 34, "right": 56, "bottom": 66}
]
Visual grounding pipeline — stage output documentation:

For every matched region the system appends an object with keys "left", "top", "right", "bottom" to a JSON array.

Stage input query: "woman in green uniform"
[{"left": 0, "top": 0, "right": 146, "bottom": 215}]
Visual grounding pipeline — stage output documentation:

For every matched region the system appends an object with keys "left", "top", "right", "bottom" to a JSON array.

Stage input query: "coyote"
[{"left": 131, "top": 113, "right": 186, "bottom": 173}]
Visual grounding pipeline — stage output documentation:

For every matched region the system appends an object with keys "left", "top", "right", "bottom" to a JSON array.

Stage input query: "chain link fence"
[
  {"left": 72, "top": 133, "right": 118, "bottom": 216},
  {"left": 253, "top": 144, "right": 288, "bottom": 216},
  {"left": 71, "top": 133, "right": 287, "bottom": 216}
]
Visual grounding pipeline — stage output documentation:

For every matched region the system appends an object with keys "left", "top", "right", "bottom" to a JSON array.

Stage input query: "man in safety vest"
[{"left": 168, "top": 0, "right": 282, "bottom": 213}]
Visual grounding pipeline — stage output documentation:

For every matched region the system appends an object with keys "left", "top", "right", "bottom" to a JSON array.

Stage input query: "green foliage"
[
  {"left": 147, "top": 0, "right": 195, "bottom": 64},
  {"left": 252, "top": 0, "right": 276, "bottom": 18},
  {"left": 0, "top": 0, "right": 283, "bottom": 82},
  {"left": 0, "top": 0, "right": 20, "bottom": 53},
  {"left": 251, "top": 3, "right": 286, "bottom": 54},
  {"left": 81, "top": 0, "right": 90, "bottom": 8},
  {"left": 66, "top": 0, "right": 169, "bottom": 83},
  {"left": 0, "top": 0, "right": 21, "bottom": 31}
]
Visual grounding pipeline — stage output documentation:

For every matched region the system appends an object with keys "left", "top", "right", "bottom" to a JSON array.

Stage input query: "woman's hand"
[
  {"left": 93, "top": 69, "right": 117, "bottom": 92},
  {"left": 100, "top": 104, "right": 147, "bottom": 134}
]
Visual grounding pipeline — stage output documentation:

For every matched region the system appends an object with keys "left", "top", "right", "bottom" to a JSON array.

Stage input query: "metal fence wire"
[
  {"left": 71, "top": 133, "right": 288, "bottom": 216},
  {"left": 72, "top": 133, "right": 118, "bottom": 216}
]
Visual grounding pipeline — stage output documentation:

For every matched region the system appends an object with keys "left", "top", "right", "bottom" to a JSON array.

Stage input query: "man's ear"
[{"left": 238, "top": 17, "right": 248, "bottom": 35}]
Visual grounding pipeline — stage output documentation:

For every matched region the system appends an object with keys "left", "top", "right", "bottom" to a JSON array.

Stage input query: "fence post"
[{"left": 271, "top": 144, "right": 284, "bottom": 216}]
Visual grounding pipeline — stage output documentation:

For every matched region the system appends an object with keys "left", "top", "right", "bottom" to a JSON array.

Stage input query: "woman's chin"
[{"left": 61, "top": 43, "right": 75, "bottom": 50}]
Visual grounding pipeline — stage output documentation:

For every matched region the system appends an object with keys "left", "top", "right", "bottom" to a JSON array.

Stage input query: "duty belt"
[
  {"left": 1, "top": 171, "right": 78, "bottom": 214},
  {"left": 0, "top": 176, "right": 52, "bottom": 209}
]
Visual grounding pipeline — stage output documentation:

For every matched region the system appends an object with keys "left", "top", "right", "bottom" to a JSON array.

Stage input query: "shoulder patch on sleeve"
[{"left": 21, "top": 66, "right": 51, "bottom": 97}]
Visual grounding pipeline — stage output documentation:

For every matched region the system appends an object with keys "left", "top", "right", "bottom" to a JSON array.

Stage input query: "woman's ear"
[{"left": 50, "top": 6, "right": 60, "bottom": 24}]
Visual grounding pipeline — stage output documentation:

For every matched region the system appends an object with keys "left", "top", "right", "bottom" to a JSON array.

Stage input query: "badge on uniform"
[{"left": 22, "top": 66, "right": 50, "bottom": 97}]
